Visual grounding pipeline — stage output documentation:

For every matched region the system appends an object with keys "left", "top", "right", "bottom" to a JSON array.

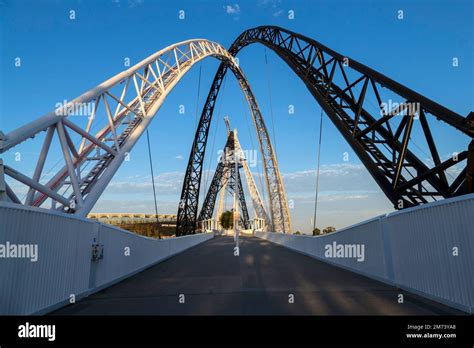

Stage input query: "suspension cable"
[
  {"left": 313, "top": 109, "right": 324, "bottom": 232},
  {"left": 146, "top": 128, "right": 161, "bottom": 239}
]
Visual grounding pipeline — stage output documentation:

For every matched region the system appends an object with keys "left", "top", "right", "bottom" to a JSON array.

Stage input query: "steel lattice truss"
[
  {"left": 199, "top": 119, "right": 269, "bottom": 230},
  {"left": 2, "top": 27, "right": 471, "bottom": 236},
  {"left": 177, "top": 48, "right": 291, "bottom": 236},
  {"left": 227, "top": 163, "right": 251, "bottom": 230},
  {"left": 215, "top": 118, "right": 269, "bottom": 229},
  {"left": 178, "top": 26, "right": 473, "bottom": 235},
  {"left": 229, "top": 126, "right": 270, "bottom": 229},
  {"left": 236, "top": 26, "right": 474, "bottom": 207},
  {"left": 198, "top": 150, "right": 250, "bottom": 230},
  {"left": 0, "top": 39, "right": 260, "bottom": 216}
]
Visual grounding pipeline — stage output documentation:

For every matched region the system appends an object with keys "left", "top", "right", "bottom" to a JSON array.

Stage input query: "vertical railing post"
[
  {"left": 0, "top": 159, "right": 7, "bottom": 201},
  {"left": 466, "top": 140, "right": 474, "bottom": 194}
]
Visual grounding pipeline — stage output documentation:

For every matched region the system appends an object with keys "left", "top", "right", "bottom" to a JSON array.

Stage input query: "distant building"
[{"left": 87, "top": 213, "right": 177, "bottom": 227}]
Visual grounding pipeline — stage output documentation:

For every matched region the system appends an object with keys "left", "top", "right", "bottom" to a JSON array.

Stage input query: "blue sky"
[{"left": 0, "top": 0, "right": 472, "bottom": 233}]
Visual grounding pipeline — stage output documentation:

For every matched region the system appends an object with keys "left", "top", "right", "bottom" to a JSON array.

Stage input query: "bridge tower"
[{"left": 198, "top": 117, "right": 271, "bottom": 232}]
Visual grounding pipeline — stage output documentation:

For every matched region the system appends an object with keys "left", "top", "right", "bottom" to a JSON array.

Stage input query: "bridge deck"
[{"left": 53, "top": 236, "right": 457, "bottom": 315}]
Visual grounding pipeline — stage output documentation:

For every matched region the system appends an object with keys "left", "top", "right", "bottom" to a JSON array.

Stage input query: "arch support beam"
[
  {"left": 0, "top": 39, "right": 248, "bottom": 216},
  {"left": 176, "top": 57, "right": 291, "bottom": 235},
  {"left": 235, "top": 26, "right": 473, "bottom": 208},
  {"left": 178, "top": 26, "right": 473, "bottom": 236}
]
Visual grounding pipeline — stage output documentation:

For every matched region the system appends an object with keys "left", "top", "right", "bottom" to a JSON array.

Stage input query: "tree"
[
  {"left": 294, "top": 231, "right": 301, "bottom": 235},
  {"left": 323, "top": 226, "right": 336, "bottom": 234},
  {"left": 219, "top": 210, "right": 234, "bottom": 230},
  {"left": 312, "top": 228, "right": 321, "bottom": 236}
]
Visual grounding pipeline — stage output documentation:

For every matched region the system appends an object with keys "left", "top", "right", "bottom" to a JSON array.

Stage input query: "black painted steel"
[
  {"left": 177, "top": 26, "right": 473, "bottom": 235},
  {"left": 198, "top": 132, "right": 250, "bottom": 230}
]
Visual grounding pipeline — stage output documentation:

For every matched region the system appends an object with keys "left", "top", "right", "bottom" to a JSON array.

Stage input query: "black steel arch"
[
  {"left": 176, "top": 43, "right": 289, "bottom": 236},
  {"left": 198, "top": 131, "right": 250, "bottom": 230},
  {"left": 177, "top": 25, "right": 474, "bottom": 236}
]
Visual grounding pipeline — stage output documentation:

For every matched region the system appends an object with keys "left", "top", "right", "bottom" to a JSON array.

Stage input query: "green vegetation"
[
  {"left": 118, "top": 222, "right": 176, "bottom": 238},
  {"left": 219, "top": 210, "right": 234, "bottom": 230},
  {"left": 323, "top": 226, "right": 337, "bottom": 234},
  {"left": 312, "top": 227, "right": 336, "bottom": 236}
]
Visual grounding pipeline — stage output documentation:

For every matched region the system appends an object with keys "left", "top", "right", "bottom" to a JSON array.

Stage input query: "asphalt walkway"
[{"left": 53, "top": 236, "right": 457, "bottom": 315}]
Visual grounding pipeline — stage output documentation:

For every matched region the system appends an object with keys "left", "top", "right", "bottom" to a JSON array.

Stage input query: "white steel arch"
[
  {"left": 216, "top": 117, "right": 270, "bottom": 230},
  {"left": 0, "top": 39, "right": 290, "bottom": 226}
]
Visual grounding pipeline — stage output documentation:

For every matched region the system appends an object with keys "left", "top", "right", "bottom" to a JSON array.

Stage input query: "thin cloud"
[
  {"left": 95, "top": 163, "right": 395, "bottom": 232},
  {"left": 112, "top": 0, "right": 145, "bottom": 8},
  {"left": 128, "top": 0, "right": 144, "bottom": 8},
  {"left": 273, "top": 9, "right": 283, "bottom": 17},
  {"left": 224, "top": 4, "right": 241, "bottom": 18},
  {"left": 258, "top": 0, "right": 281, "bottom": 7},
  {"left": 257, "top": 0, "right": 284, "bottom": 18}
]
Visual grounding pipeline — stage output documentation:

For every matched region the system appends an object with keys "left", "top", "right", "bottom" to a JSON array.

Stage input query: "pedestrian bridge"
[
  {"left": 0, "top": 194, "right": 473, "bottom": 315},
  {"left": 1, "top": 26, "right": 473, "bottom": 316}
]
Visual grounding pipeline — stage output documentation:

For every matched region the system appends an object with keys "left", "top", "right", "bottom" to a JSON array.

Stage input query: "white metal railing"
[
  {"left": 0, "top": 202, "right": 213, "bottom": 315},
  {"left": 256, "top": 194, "right": 474, "bottom": 313}
]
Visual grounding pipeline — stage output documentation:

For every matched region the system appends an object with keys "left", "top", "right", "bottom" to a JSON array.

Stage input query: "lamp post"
[{"left": 233, "top": 130, "right": 240, "bottom": 248}]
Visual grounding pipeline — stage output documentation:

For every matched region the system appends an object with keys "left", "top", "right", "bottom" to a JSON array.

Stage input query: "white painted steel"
[
  {"left": 0, "top": 202, "right": 213, "bottom": 315},
  {"left": 1, "top": 194, "right": 472, "bottom": 314},
  {"left": 0, "top": 39, "right": 222, "bottom": 152},
  {"left": 0, "top": 38, "right": 291, "bottom": 234},
  {"left": 0, "top": 39, "right": 240, "bottom": 216},
  {"left": 256, "top": 194, "right": 474, "bottom": 313}
]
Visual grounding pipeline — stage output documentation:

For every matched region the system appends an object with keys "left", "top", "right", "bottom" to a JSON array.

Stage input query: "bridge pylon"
[{"left": 198, "top": 118, "right": 273, "bottom": 232}]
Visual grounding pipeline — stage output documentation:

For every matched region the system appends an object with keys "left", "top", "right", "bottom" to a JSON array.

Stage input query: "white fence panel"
[
  {"left": 256, "top": 194, "right": 474, "bottom": 313},
  {"left": 0, "top": 202, "right": 213, "bottom": 315},
  {"left": 385, "top": 196, "right": 474, "bottom": 312},
  {"left": 0, "top": 204, "right": 94, "bottom": 315}
]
